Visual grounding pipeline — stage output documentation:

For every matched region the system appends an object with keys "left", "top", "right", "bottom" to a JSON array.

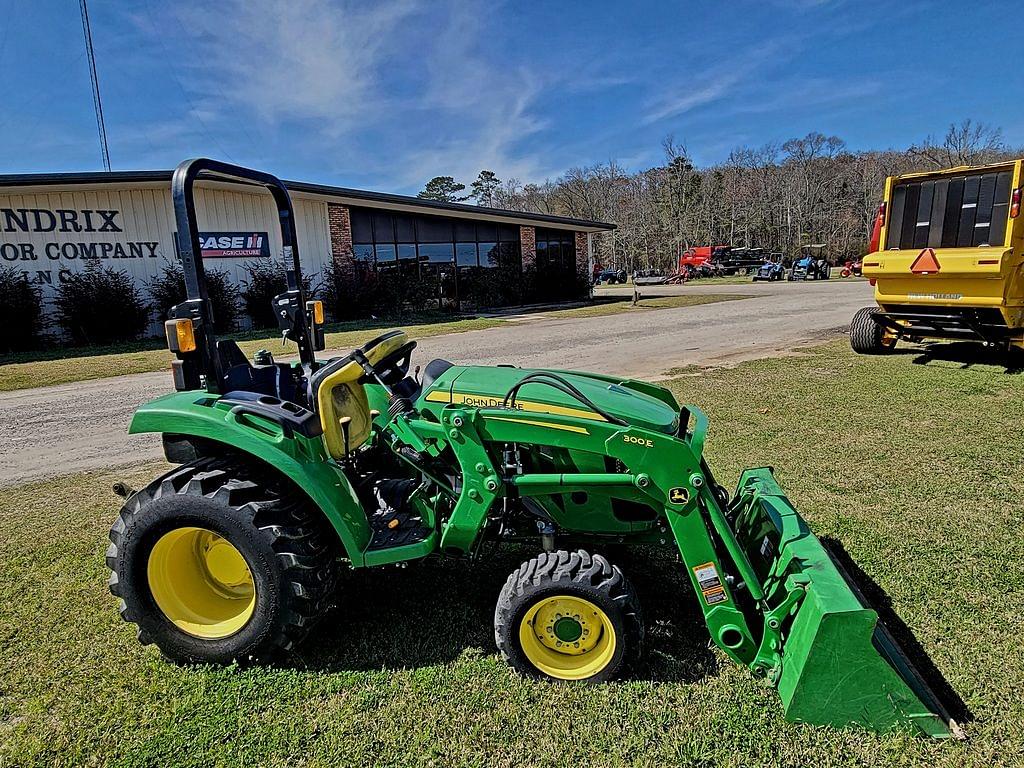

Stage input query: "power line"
[{"left": 79, "top": 0, "right": 111, "bottom": 171}]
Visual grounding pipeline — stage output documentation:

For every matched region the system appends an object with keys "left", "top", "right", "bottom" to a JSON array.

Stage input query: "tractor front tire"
[
  {"left": 494, "top": 550, "right": 642, "bottom": 683},
  {"left": 850, "top": 306, "right": 896, "bottom": 355},
  {"left": 107, "top": 458, "right": 339, "bottom": 665}
]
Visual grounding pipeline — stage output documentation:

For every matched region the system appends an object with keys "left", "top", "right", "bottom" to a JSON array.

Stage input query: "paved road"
[{"left": 0, "top": 279, "right": 872, "bottom": 486}]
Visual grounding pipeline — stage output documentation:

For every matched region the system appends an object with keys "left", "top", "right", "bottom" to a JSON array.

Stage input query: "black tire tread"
[
  {"left": 494, "top": 549, "right": 643, "bottom": 681},
  {"left": 107, "top": 456, "right": 339, "bottom": 661},
  {"left": 850, "top": 305, "right": 895, "bottom": 355}
]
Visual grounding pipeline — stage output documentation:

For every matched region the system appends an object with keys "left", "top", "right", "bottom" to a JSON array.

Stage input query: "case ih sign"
[{"left": 194, "top": 232, "right": 271, "bottom": 258}]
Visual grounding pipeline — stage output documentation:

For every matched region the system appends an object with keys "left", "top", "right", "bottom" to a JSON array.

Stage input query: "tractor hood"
[{"left": 418, "top": 365, "right": 681, "bottom": 434}]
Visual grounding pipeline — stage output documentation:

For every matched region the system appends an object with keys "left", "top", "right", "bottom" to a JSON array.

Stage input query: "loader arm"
[{"left": 387, "top": 400, "right": 958, "bottom": 737}]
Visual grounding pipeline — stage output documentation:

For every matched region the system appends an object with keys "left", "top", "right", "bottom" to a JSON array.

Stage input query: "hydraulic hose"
[{"left": 502, "top": 372, "right": 627, "bottom": 426}]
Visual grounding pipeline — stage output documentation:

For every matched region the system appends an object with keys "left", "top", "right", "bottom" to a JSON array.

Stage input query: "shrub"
[
  {"left": 323, "top": 260, "right": 449, "bottom": 320},
  {"left": 148, "top": 260, "right": 242, "bottom": 333},
  {"left": 241, "top": 259, "right": 315, "bottom": 328},
  {"left": 459, "top": 263, "right": 523, "bottom": 309},
  {"left": 0, "top": 266, "right": 46, "bottom": 354},
  {"left": 54, "top": 264, "right": 150, "bottom": 345}
]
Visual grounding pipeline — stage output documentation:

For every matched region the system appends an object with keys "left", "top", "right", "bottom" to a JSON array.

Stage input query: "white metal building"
[{"left": 0, "top": 170, "right": 613, "bottom": 333}]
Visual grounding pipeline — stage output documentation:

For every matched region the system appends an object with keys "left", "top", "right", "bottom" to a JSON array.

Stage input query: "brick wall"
[
  {"left": 519, "top": 225, "right": 536, "bottom": 268},
  {"left": 327, "top": 203, "right": 354, "bottom": 278},
  {"left": 575, "top": 231, "right": 589, "bottom": 281}
]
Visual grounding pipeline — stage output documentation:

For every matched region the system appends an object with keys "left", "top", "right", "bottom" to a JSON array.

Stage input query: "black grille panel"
[
  {"left": 886, "top": 169, "right": 1013, "bottom": 250},
  {"left": 880, "top": 304, "right": 1007, "bottom": 327}
]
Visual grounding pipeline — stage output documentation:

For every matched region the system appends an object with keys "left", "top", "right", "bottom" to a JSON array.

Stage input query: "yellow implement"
[{"left": 853, "top": 159, "right": 1024, "bottom": 353}]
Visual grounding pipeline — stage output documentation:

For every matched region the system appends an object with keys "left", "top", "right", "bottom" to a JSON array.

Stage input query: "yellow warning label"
[{"left": 692, "top": 561, "right": 729, "bottom": 605}]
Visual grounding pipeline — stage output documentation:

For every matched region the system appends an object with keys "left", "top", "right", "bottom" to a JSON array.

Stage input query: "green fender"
[{"left": 129, "top": 391, "right": 372, "bottom": 565}]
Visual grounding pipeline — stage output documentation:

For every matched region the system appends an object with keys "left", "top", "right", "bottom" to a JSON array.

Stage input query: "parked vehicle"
[
  {"left": 752, "top": 255, "right": 785, "bottom": 281},
  {"left": 596, "top": 268, "right": 627, "bottom": 285},
  {"left": 678, "top": 245, "right": 729, "bottom": 272},
  {"left": 853, "top": 158, "right": 1024, "bottom": 355},
  {"left": 105, "top": 158, "right": 956, "bottom": 737},
  {"left": 788, "top": 245, "right": 831, "bottom": 281},
  {"left": 840, "top": 259, "right": 863, "bottom": 278}
]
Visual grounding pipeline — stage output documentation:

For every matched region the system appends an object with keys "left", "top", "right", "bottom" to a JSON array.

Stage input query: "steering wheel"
[{"left": 363, "top": 340, "right": 417, "bottom": 386}]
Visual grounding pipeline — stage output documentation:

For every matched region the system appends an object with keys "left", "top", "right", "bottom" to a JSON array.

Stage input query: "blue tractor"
[
  {"left": 752, "top": 253, "right": 786, "bottom": 282},
  {"left": 788, "top": 245, "right": 831, "bottom": 281}
]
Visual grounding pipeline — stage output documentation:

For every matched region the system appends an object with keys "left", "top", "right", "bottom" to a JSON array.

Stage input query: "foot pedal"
[{"left": 367, "top": 479, "right": 432, "bottom": 550}]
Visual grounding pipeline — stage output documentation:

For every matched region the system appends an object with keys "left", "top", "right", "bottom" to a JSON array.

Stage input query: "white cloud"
[
  {"left": 127, "top": 0, "right": 561, "bottom": 189},
  {"left": 378, "top": 4, "right": 553, "bottom": 187},
  {"left": 172, "top": 0, "right": 418, "bottom": 130},
  {"left": 642, "top": 43, "right": 786, "bottom": 126}
]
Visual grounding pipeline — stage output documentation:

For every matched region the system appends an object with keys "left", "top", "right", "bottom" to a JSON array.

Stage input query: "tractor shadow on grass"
[
  {"left": 909, "top": 341, "right": 1024, "bottom": 374},
  {"left": 821, "top": 537, "right": 974, "bottom": 727},
  {"left": 287, "top": 545, "right": 719, "bottom": 685}
]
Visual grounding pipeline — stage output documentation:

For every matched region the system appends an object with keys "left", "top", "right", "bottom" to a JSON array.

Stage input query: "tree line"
[{"left": 421, "top": 120, "right": 1018, "bottom": 271}]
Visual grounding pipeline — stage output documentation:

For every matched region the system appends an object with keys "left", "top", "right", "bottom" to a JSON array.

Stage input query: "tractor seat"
[
  {"left": 218, "top": 339, "right": 299, "bottom": 403},
  {"left": 308, "top": 330, "right": 411, "bottom": 459},
  {"left": 420, "top": 358, "right": 454, "bottom": 391}
]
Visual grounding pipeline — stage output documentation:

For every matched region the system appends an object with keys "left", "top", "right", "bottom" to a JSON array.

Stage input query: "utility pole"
[{"left": 79, "top": 0, "right": 111, "bottom": 171}]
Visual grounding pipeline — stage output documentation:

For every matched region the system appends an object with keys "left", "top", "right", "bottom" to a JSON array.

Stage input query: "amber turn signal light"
[
  {"left": 307, "top": 300, "right": 325, "bottom": 325},
  {"left": 164, "top": 318, "right": 197, "bottom": 353}
]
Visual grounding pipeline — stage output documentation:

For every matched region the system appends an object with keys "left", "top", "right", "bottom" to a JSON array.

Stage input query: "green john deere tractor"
[{"left": 108, "top": 159, "right": 959, "bottom": 737}]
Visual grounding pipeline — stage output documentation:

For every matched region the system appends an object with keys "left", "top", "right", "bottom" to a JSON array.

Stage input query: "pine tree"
[
  {"left": 469, "top": 170, "right": 501, "bottom": 206},
  {"left": 417, "top": 176, "right": 468, "bottom": 202}
]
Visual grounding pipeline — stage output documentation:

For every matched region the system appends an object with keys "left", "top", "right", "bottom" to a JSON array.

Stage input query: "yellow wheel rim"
[
  {"left": 518, "top": 596, "right": 616, "bottom": 680},
  {"left": 147, "top": 527, "right": 256, "bottom": 639}
]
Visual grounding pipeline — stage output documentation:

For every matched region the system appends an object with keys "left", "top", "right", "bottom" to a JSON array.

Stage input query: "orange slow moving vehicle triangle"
[{"left": 910, "top": 247, "right": 941, "bottom": 274}]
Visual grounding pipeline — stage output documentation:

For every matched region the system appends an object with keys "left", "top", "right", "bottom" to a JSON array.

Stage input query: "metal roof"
[{"left": 0, "top": 169, "right": 615, "bottom": 232}]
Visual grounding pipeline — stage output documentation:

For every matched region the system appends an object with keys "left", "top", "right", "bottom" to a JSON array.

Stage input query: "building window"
[
  {"left": 478, "top": 242, "right": 498, "bottom": 267},
  {"left": 353, "top": 243, "right": 374, "bottom": 263},
  {"left": 533, "top": 228, "right": 578, "bottom": 302},
  {"left": 456, "top": 242, "right": 478, "bottom": 267},
  {"left": 418, "top": 242, "right": 452, "bottom": 262},
  {"left": 347, "top": 205, "right": 530, "bottom": 308}
]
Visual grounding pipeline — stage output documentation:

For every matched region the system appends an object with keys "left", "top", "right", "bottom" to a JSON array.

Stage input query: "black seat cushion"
[
  {"left": 421, "top": 358, "right": 454, "bottom": 391},
  {"left": 218, "top": 339, "right": 298, "bottom": 402}
]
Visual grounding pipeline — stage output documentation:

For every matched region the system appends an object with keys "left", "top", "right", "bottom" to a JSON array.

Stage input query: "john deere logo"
[{"left": 669, "top": 487, "right": 689, "bottom": 504}]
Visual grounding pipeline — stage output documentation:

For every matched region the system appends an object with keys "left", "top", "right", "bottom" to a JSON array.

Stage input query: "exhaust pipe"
[{"left": 111, "top": 481, "right": 135, "bottom": 498}]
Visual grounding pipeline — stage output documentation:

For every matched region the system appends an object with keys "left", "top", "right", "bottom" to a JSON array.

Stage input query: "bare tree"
[
  {"left": 910, "top": 119, "right": 1006, "bottom": 168},
  {"left": 487, "top": 120, "right": 1019, "bottom": 269}
]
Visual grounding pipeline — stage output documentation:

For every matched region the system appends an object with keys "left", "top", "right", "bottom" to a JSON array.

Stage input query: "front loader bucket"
[{"left": 730, "top": 468, "right": 962, "bottom": 738}]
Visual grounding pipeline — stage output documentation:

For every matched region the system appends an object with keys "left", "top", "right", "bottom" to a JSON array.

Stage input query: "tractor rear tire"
[
  {"left": 850, "top": 306, "right": 896, "bottom": 355},
  {"left": 494, "top": 550, "right": 643, "bottom": 683},
  {"left": 107, "top": 458, "right": 339, "bottom": 665}
]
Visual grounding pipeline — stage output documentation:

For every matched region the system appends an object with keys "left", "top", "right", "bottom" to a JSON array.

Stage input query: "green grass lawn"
[
  {"left": 0, "top": 295, "right": 740, "bottom": 393},
  {"left": 2, "top": 341, "right": 1022, "bottom": 766}
]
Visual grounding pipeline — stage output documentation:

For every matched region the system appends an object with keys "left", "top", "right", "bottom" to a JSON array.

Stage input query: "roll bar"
[{"left": 168, "top": 158, "right": 319, "bottom": 393}]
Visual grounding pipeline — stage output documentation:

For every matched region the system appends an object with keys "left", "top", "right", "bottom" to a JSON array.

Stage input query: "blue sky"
[{"left": 0, "top": 0, "right": 1019, "bottom": 194}]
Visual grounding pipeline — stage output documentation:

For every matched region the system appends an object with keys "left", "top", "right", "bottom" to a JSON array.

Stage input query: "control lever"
[{"left": 339, "top": 416, "right": 352, "bottom": 456}]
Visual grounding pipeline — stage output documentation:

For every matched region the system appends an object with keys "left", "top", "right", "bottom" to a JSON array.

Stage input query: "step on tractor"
[
  {"left": 788, "top": 244, "right": 831, "bottom": 281},
  {"left": 852, "top": 159, "right": 1024, "bottom": 355},
  {"left": 108, "top": 159, "right": 959, "bottom": 738}
]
